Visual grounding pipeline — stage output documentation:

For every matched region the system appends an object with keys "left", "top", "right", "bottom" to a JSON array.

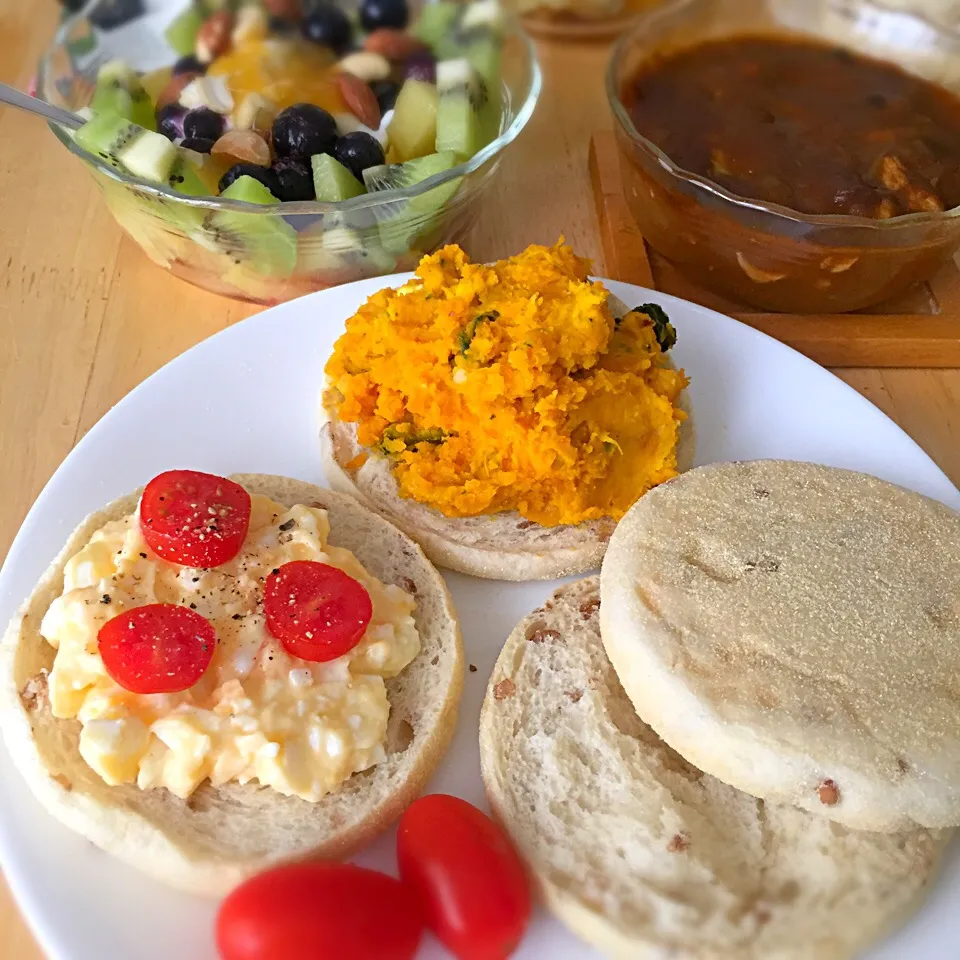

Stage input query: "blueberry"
[
  {"left": 360, "top": 0, "right": 408, "bottom": 31},
  {"left": 219, "top": 163, "right": 280, "bottom": 195},
  {"left": 272, "top": 103, "right": 338, "bottom": 160},
  {"left": 183, "top": 107, "right": 226, "bottom": 142},
  {"left": 181, "top": 136, "right": 216, "bottom": 154},
  {"left": 300, "top": 4, "right": 353, "bottom": 53},
  {"left": 87, "top": 0, "right": 144, "bottom": 30},
  {"left": 333, "top": 132, "right": 385, "bottom": 181},
  {"left": 173, "top": 54, "right": 206, "bottom": 77},
  {"left": 156, "top": 103, "right": 187, "bottom": 141},
  {"left": 370, "top": 80, "right": 400, "bottom": 115},
  {"left": 271, "top": 158, "right": 316, "bottom": 201},
  {"left": 403, "top": 52, "right": 436, "bottom": 84}
]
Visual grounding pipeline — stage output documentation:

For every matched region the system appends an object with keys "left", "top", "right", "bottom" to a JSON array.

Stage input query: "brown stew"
[{"left": 623, "top": 36, "right": 960, "bottom": 218}]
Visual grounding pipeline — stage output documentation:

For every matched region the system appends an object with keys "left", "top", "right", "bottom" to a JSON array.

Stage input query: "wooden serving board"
[{"left": 589, "top": 131, "right": 960, "bottom": 367}]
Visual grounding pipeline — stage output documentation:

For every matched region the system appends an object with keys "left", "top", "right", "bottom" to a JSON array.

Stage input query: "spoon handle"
[{"left": 0, "top": 82, "right": 85, "bottom": 130}]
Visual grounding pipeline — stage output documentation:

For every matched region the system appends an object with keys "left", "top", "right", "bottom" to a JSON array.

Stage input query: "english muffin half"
[
  {"left": 0, "top": 475, "right": 463, "bottom": 895},
  {"left": 320, "top": 296, "right": 694, "bottom": 582},
  {"left": 601, "top": 459, "right": 960, "bottom": 832},
  {"left": 481, "top": 578, "right": 950, "bottom": 960}
]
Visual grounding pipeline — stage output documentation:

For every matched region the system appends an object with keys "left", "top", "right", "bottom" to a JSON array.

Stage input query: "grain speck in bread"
[
  {"left": 600, "top": 459, "right": 960, "bottom": 832},
  {"left": 0, "top": 475, "right": 463, "bottom": 895},
  {"left": 480, "top": 578, "right": 950, "bottom": 960}
]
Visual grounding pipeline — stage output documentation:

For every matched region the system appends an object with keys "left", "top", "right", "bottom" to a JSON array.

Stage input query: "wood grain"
[{"left": 0, "top": 14, "right": 957, "bottom": 959}]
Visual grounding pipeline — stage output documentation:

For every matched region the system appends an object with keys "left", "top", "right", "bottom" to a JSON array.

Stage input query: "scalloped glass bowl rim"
[
  {"left": 606, "top": 0, "right": 960, "bottom": 231},
  {"left": 39, "top": 11, "right": 542, "bottom": 216}
]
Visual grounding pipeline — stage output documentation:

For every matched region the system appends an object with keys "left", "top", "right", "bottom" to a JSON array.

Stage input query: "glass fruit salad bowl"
[{"left": 39, "top": 0, "right": 540, "bottom": 303}]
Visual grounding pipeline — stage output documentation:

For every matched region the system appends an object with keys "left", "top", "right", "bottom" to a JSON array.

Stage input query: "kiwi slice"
[
  {"left": 464, "top": 37, "right": 502, "bottom": 142},
  {"left": 90, "top": 60, "right": 156, "bottom": 131},
  {"left": 199, "top": 175, "right": 298, "bottom": 278},
  {"left": 434, "top": 0, "right": 503, "bottom": 60},
  {"left": 77, "top": 113, "right": 216, "bottom": 243},
  {"left": 76, "top": 114, "right": 177, "bottom": 181},
  {"left": 164, "top": 5, "right": 205, "bottom": 56},
  {"left": 363, "top": 151, "right": 460, "bottom": 254},
  {"left": 414, "top": 1, "right": 461, "bottom": 49},
  {"left": 435, "top": 59, "right": 490, "bottom": 159},
  {"left": 311, "top": 154, "right": 365, "bottom": 202}
]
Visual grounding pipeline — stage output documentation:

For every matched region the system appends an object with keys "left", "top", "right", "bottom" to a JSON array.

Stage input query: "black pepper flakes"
[
  {"left": 232, "top": 613, "right": 242, "bottom": 620},
  {"left": 100, "top": 594, "right": 111, "bottom": 604},
  {"left": 279, "top": 519, "right": 296, "bottom": 532},
  {"left": 189, "top": 602, "right": 197, "bottom": 610},
  {"left": 139, "top": 552, "right": 147, "bottom": 559}
]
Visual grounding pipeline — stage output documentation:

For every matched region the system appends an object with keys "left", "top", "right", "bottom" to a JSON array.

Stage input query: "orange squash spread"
[{"left": 324, "top": 241, "right": 688, "bottom": 527}]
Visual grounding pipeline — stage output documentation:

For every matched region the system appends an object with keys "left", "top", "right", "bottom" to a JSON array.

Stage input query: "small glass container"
[
  {"left": 39, "top": 0, "right": 541, "bottom": 305},
  {"left": 607, "top": 0, "right": 960, "bottom": 313}
]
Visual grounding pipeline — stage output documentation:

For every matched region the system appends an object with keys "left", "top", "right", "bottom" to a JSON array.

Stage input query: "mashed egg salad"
[{"left": 39, "top": 471, "right": 419, "bottom": 802}]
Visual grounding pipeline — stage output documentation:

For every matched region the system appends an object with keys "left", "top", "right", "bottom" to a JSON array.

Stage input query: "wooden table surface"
[{"left": 2, "top": 2, "right": 960, "bottom": 956}]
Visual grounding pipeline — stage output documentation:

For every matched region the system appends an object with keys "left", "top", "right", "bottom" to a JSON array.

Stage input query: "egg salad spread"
[
  {"left": 324, "top": 240, "right": 689, "bottom": 527},
  {"left": 39, "top": 495, "right": 420, "bottom": 802}
]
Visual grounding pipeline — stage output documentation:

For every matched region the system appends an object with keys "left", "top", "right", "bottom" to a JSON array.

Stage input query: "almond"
[
  {"left": 338, "top": 51, "right": 391, "bottom": 83},
  {"left": 335, "top": 72, "right": 381, "bottom": 129},
  {"left": 233, "top": 92, "right": 278, "bottom": 135},
  {"left": 179, "top": 75, "right": 234, "bottom": 114},
  {"left": 195, "top": 10, "right": 234, "bottom": 64},
  {"left": 263, "top": 0, "right": 303, "bottom": 21},
  {"left": 231, "top": 4, "right": 268, "bottom": 45},
  {"left": 156, "top": 72, "right": 199, "bottom": 111},
  {"left": 363, "top": 28, "right": 428, "bottom": 61},
  {"left": 211, "top": 130, "right": 272, "bottom": 167}
]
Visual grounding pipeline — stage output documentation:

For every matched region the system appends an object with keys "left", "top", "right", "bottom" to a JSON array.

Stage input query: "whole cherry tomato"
[
  {"left": 397, "top": 795, "right": 532, "bottom": 960},
  {"left": 263, "top": 561, "right": 372, "bottom": 661},
  {"left": 216, "top": 861, "right": 424, "bottom": 960},
  {"left": 139, "top": 469, "right": 251, "bottom": 568},
  {"left": 98, "top": 603, "right": 216, "bottom": 694}
]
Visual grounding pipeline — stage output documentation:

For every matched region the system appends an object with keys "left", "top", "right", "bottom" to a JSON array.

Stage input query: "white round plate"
[{"left": 0, "top": 277, "right": 958, "bottom": 960}]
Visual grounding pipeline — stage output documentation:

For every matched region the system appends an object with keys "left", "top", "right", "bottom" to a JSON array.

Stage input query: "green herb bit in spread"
[
  {"left": 637, "top": 303, "right": 677, "bottom": 352},
  {"left": 380, "top": 424, "right": 449, "bottom": 455},
  {"left": 457, "top": 310, "right": 501, "bottom": 355}
]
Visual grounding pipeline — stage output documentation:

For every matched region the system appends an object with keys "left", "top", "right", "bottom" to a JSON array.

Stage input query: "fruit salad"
[{"left": 67, "top": 0, "right": 512, "bottom": 302}]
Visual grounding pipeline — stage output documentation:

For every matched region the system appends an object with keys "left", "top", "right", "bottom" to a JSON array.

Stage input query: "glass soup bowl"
[
  {"left": 607, "top": 0, "right": 960, "bottom": 313},
  {"left": 39, "top": 0, "right": 541, "bottom": 304}
]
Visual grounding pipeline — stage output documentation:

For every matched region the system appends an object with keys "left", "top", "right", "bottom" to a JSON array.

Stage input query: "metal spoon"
[{"left": 0, "top": 82, "right": 85, "bottom": 130}]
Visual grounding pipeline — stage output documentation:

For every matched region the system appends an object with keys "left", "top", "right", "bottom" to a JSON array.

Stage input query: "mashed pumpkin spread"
[
  {"left": 324, "top": 241, "right": 688, "bottom": 527},
  {"left": 40, "top": 495, "right": 420, "bottom": 801}
]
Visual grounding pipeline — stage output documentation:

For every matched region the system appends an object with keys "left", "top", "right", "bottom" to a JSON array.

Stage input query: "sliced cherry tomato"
[
  {"left": 139, "top": 469, "right": 251, "bottom": 568},
  {"left": 263, "top": 561, "right": 372, "bottom": 662},
  {"left": 397, "top": 795, "right": 532, "bottom": 960},
  {"left": 98, "top": 603, "right": 216, "bottom": 694},
  {"left": 216, "top": 862, "right": 424, "bottom": 960}
]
